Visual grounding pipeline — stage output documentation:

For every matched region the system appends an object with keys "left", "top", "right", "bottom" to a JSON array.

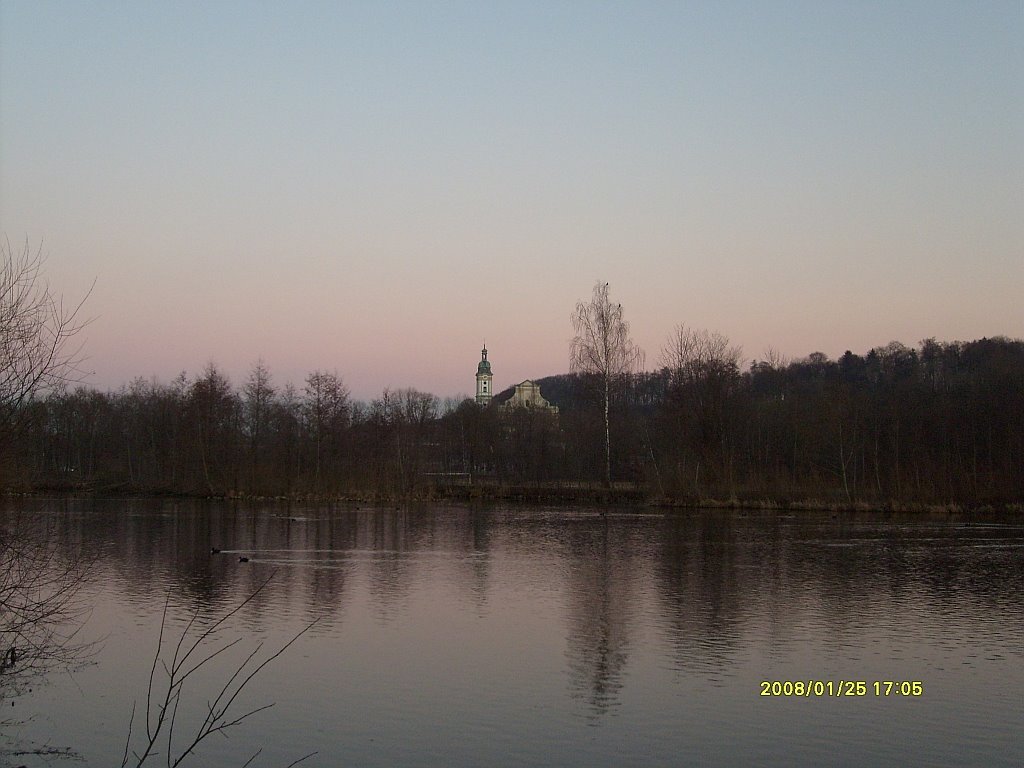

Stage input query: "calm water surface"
[{"left": 2, "top": 499, "right": 1022, "bottom": 767}]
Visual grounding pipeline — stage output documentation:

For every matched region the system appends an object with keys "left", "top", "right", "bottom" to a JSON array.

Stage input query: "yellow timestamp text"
[{"left": 759, "top": 680, "right": 924, "bottom": 697}]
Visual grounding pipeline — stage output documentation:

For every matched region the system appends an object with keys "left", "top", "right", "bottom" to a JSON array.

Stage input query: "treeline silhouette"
[{"left": 7, "top": 337, "right": 1023, "bottom": 506}]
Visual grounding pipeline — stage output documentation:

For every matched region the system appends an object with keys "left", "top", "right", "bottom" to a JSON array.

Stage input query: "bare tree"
[
  {"left": 570, "top": 282, "right": 644, "bottom": 487},
  {"left": 243, "top": 360, "right": 276, "bottom": 494},
  {"left": 302, "top": 370, "right": 350, "bottom": 493},
  {"left": 658, "top": 325, "right": 743, "bottom": 495},
  {"left": 760, "top": 346, "right": 788, "bottom": 372},
  {"left": 658, "top": 324, "right": 742, "bottom": 386},
  {"left": 186, "top": 364, "right": 240, "bottom": 494},
  {"left": 1, "top": 239, "right": 91, "bottom": 456}
]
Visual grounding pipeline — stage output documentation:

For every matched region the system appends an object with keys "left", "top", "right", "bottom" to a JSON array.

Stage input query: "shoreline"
[{"left": 3, "top": 482, "right": 1021, "bottom": 515}]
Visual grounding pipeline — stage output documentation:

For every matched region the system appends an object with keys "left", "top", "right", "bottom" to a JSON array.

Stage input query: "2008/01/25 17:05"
[{"left": 760, "top": 680, "right": 924, "bottom": 697}]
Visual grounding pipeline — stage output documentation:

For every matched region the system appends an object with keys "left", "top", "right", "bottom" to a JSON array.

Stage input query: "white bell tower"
[{"left": 475, "top": 345, "right": 493, "bottom": 405}]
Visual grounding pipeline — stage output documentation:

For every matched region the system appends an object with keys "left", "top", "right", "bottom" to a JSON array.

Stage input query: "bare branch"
[
  {"left": 0, "top": 509, "right": 95, "bottom": 708},
  {"left": 659, "top": 324, "right": 743, "bottom": 385},
  {"left": 122, "top": 573, "right": 320, "bottom": 768},
  {"left": 1, "top": 237, "right": 93, "bottom": 466}
]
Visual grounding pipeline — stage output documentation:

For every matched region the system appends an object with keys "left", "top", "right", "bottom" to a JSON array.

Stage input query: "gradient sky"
[{"left": 2, "top": 1, "right": 1021, "bottom": 400}]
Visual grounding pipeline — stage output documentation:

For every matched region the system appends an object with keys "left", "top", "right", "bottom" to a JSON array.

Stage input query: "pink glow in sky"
[{"left": 2, "top": 2, "right": 1021, "bottom": 399}]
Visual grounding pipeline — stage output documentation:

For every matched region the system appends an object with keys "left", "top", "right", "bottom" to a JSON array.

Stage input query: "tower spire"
[{"left": 475, "top": 343, "right": 493, "bottom": 405}]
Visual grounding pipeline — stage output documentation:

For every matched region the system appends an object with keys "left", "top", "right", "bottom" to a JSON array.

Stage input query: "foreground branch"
[{"left": 122, "top": 573, "right": 319, "bottom": 767}]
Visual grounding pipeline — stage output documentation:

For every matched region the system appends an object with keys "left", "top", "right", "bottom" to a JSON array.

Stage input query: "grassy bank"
[{"left": 5, "top": 478, "right": 1021, "bottom": 515}]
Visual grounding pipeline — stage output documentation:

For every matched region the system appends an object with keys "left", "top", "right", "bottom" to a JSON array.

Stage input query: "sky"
[{"left": 2, "top": 1, "right": 1022, "bottom": 400}]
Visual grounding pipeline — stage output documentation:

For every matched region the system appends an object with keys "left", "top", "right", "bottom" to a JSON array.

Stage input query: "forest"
[
  {"left": 4, "top": 336, "right": 1022, "bottom": 509},
  {"left": 2, "top": 245, "right": 1020, "bottom": 508}
]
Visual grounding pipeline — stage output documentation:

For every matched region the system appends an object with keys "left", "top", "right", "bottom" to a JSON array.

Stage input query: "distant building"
[
  {"left": 475, "top": 345, "right": 493, "bottom": 405},
  {"left": 501, "top": 379, "right": 559, "bottom": 414},
  {"left": 474, "top": 346, "right": 558, "bottom": 414}
]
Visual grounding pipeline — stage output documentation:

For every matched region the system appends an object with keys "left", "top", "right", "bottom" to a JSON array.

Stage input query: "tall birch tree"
[{"left": 570, "top": 282, "right": 644, "bottom": 487}]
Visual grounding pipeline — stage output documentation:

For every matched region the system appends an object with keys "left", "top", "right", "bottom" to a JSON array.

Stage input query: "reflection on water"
[{"left": 2, "top": 499, "right": 1022, "bottom": 767}]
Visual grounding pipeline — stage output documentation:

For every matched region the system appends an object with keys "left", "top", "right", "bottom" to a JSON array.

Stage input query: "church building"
[
  {"left": 502, "top": 380, "right": 559, "bottom": 414},
  {"left": 474, "top": 346, "right": 557, "bottom": 413},
  {"left": 475, "top": 345, "right": 493, "bottom": 405}
]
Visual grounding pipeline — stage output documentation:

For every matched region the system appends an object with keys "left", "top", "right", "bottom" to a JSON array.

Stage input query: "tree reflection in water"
[
  {"left": 0, "top": 502, "right": 95, "bottom": 760},
  {"left": 4, "top": 500, "right": 1022, "bottom": 767},
  {"left": 563, "top": 519, "right": 635, "bottom": 720}
]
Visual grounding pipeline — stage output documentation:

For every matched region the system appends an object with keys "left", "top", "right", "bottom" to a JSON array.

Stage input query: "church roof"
[{"left": 476, "top": 345, "right": 492, "bottom": 375}]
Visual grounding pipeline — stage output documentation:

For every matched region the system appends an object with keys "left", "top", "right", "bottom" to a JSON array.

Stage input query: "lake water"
[{"left": 2, "top": 499, "right": 1022, "bottom": 767}]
